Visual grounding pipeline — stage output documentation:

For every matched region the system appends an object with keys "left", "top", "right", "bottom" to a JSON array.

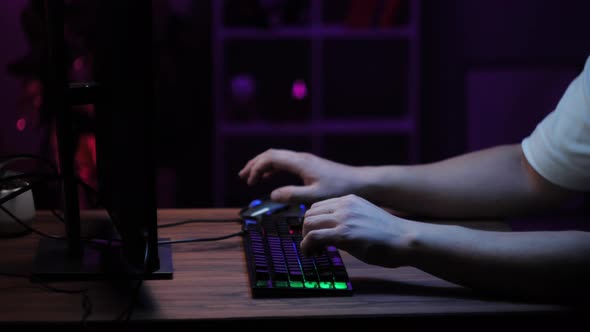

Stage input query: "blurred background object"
[
  {"left": 229, "top": 73, "right": 258, "bottom": 121},
  {"left": 0, "top": 1, "right": 588, "bottom": 229},
  {"left": 224, "top": 0, "right": 310, "bottom": 28}
]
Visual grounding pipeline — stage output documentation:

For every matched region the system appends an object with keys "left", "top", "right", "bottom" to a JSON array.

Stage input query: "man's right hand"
[{"left": 238, "top": 149, "right": 361, "bottom": 203}]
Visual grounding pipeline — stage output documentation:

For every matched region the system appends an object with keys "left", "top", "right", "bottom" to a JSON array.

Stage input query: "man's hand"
[
  {"left": 239, "top": 149, "right": 361, "bottom": 203},
  {"left": 301, "top": 194, "right": 416, "bottom": 268}
]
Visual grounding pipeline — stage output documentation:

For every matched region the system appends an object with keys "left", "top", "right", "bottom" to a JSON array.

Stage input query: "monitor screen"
[
  {"left": 32, "top": 0, "right": 172, "bottom": 281},
  {"left": 93, "top": 0, "right": 159, "bottom": 273}
]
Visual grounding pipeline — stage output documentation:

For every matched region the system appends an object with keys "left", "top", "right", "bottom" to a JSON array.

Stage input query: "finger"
[
  {"left": 246, "top": 156, "right": 275, "bottom": 186},
  {"left": 261, "top": 171, "right": 276, "bottom": 180},
  {"left": 247, "top": 150, "right": 304, "bottom": 185},
  {"left": 309, "top": 196, "right": 345, "bottom": 210},
  {"left": 238, "top": 153, "right": 264, "bottom": 178},
  {"left": 271, "top": 185, "right": 316, "bottom": 203},
  {"left": 304, "top": 203, "right": 338, "bottom": 218},
  {"left": 300, "top": 228, "right": 340, "bottom": 258},
  {"left": 239, "top": 149, "right": 276, "bottom": 178},
  {"left": 302, "top": 214, "right": 339, "bottom": 238}
]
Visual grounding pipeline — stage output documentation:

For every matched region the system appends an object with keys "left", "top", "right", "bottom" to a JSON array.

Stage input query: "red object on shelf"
[
  {"left": 346, "top": 0, "right": 379, "bottom": 28},
  {"left": 16, "top": 118, "right": 26, "bottom": 131},
  {"left": 346, "top": 0, "right": 404, "bottom": 28},
  {"left": 380, "top": 0, "right": 404, "bottom": 27}
]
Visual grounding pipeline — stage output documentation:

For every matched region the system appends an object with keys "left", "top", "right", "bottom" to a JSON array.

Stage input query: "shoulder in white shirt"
[{"left": 521, "top": 55, "right": 590, "bottom": 191}]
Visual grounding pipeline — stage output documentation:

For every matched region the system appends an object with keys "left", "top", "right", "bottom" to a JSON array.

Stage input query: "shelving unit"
[{"left": 212, "top": 0, "right": 421, "bottom": 206}]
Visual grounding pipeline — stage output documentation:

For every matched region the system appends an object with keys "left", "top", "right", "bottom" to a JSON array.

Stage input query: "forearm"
[
  {"left": 355, "top": 144, "right": 571, "bottom": 218},
  {"left": 407, "top": 222, "right": 590, "bottom": 303}
]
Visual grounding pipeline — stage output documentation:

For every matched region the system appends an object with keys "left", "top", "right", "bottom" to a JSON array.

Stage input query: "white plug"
[{"left": 0, "top": 180, "right": 35, "bottom": 236}]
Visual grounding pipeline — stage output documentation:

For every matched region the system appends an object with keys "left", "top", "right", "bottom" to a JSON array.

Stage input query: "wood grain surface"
[{"left": 0, "top": 209, "right": 584, "bottom": 328}]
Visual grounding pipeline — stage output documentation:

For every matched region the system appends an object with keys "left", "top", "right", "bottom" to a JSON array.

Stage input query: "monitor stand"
[{"left": 31, "top": 237, "right": 173, "bottom": 282}]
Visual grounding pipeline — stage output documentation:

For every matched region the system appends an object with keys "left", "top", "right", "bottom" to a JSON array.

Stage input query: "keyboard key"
[{"left": 243, "top": 209, "right": 352, "bottom": 297}]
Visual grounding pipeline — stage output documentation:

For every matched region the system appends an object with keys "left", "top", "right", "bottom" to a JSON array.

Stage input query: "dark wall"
[
  {"left": 153, "top": 0, "right": 213, "bottom": 207},
  {"left": 420, "top": 0, "right": 590, "bottom": 226},
  {"left": 421, "top": 0, "right": 590, "bottom": 162},
  {"left": 0, "top": 0, "right": 33, "bottom": 154},
  {"left": 1, "top": 0, "right": 589, "bottom": 210},
  {"left": 0, "top": 0, "right": 213, "bottom": 208}
]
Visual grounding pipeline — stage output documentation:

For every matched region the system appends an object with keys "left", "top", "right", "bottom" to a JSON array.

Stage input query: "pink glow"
[
  {"left": 292, "top": 79, "right": 308, "bottom": 100},
  {"left": 73, "top": 57, "right": 84, "bottom": 72},
  {"left": 16, "top": 118, "right": 26, "bottom": 131}
]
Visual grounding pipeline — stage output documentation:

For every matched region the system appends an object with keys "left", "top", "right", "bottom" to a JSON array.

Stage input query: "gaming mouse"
[{"left": 239, "top": 198, "right": 289, "bottom": 219}]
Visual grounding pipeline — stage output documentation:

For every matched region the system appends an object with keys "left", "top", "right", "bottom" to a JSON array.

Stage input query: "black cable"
[
  {"left": 1, "top": 155, "right": 244, "bottom": 318},
  {"left": 0, "top": 271, "right": 29, "bottom": 279},
  {"left": 75, "top": 178, "right": 244, "bottom": 245},
  {"left": 121, "top": 279, "right": 143, "bottom": 321},
  {"left": 157, "top": 218, "right": 241, "bottom": 228},
  {"left": 2, "top": 170, "right": 245, "bottom": 246},
  {"left": 0, "top": 172, "right": 123, "bottom": 247},
  {"left": 116, "top": 244, "right": 149, "bottom": 321},
  {"left": 0, "top": 154, "right": 59, "bottom": 177},
  {"left": 0, "top": 205, "right": 63, "bottom": 240},
  {"left": 0, "top": 272, "right": 92, "bottom": 324},
  {"left": 0, "top": 201, "right": 122, "bottom": 248},
  {"left": 1, "top": 165, "right": 242, "bottom": 246},
  {"left": 75, "top": 176, "right": 241, "bottom": 231},
  {"left": 75, "top": 177, "right": 103, "bottom": 209},
  {"left": 158, "top": 230, "right": 245, "bottom": 245},
  {"left": 0, "top": 177, "right": 60, "bottom": 206},
  {"left": 50, "top": 209, "right": 65, "bottom": 223},
  {"left": 0, "top": 172, "right": 56, "bottom": 185}
]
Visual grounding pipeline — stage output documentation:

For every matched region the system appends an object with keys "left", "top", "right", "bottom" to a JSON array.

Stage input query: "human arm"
[
  {"left": 239, "top": 145, "right": 575, "bottom": 219},
  {"left": 357, "top": 143, "right": 576, "bottom": 218},
  {"left": 302, "top": 194, "right": 590, "bottom": 303},
  {"left": 238, "top": 149, "right": 365, "bottom": 203}
]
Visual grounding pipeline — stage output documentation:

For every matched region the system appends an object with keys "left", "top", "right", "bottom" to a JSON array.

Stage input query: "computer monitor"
[{"left": 32, "top": 0, "right": 172, "bottom": 281}]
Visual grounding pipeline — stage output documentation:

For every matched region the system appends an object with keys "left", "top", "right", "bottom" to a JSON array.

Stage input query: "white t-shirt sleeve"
[{"left": 521, "top": 56, "right": 590, "bottom": 191}]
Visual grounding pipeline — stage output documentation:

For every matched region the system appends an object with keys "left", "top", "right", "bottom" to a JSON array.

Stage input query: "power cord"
[
  {"left": 1, "top": 153, "right": 248, "bottom": 322},
  {"left": 0, "top": 172, "right": 56, "bottom": 185},
  {"left": 0, "top": 154, "right": 59, "bottom": 178},
  {"left": 0, "top": 176, "right": 60, "bottom": 206},
  {"left": 0, "top": 205, "right": 62, "bottom": 240},
  {"left": 0, "top": 272, "right": 92, "bottom": 326},
  {"left": 117, "top": 279, "right": 143, "bottom": 321},
  {"left": 50, "top": 209, "right": 65, "bottom": 223},
  {"left": 116, "top": 243, "right": 149, "bottom": 321},
  {"left": 0, "top": 201, "right": 122, "bottom": 247},
  {"left": 158, "top": 230, "right": 245, "bottom": 245},
  {"left": 1, "top": 168, "right": 245, "bottom": 245},
  {"left": 0, "top": 172, "right": 122, "bottom": 247},
  {"left": 157, "top": 218, "right": 241, "bottom": 228}
]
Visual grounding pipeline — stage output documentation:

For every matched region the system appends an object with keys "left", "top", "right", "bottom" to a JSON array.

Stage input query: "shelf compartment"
[
  {"left": 224, "top": 40, "right": 312, "bottom": 123},
  {"left": 323, "top": 39, "right": 409, "bottom": 119},
  {"left": 322, "top": 0, "right": 412, "bottom": 29},
  {"left": 322, "top": 134, "right": 411, "bottom": 166},
  {"left": 220, "top": 26, "right": 414, "bottom": 40},
  {"left": 223, "top": 0, "right": 312, "bottom": 28},
  {"left": 219, "top": 118, "right": 414, "bottom": 136}
]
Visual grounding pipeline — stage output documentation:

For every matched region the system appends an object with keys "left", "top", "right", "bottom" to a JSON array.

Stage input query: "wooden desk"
[{"left": 0, "top": 209, "right": 586, "bottom": 329}]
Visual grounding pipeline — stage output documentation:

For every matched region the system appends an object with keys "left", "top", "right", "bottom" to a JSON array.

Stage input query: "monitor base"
[{"left": 32, "top": 237, "right": 173, "bottom": 282}]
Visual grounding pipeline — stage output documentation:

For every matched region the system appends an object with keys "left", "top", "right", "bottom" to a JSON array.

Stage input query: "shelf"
[
  {"left": 323, "top": 133, "right": 411, "bottom": 166},
  {"left": 323, "top": 38, "right": 409, "bottom": 118},
  {"left": 219, "top": 25, "right": 415, "bottom": 40},
  {"left": 218, "top": 118, "right": 415, "bottom": 136},
  {"left": 213, "top": 0, "right": 421, "bottom": 205}
]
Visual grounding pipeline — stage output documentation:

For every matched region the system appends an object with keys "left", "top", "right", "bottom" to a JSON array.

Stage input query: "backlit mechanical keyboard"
[{"left": 241, "top": 203, "right": 353, "bottom": 298}]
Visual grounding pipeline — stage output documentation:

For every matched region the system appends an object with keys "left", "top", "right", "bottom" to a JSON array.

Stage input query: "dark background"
[{"left": 0, "top": 0, "right": 588, "bottom": 226}]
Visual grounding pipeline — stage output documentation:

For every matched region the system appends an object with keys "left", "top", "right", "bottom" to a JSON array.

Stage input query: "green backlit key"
[{"left": 242, "top": 202, "right": 353, "bottom": 297}]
